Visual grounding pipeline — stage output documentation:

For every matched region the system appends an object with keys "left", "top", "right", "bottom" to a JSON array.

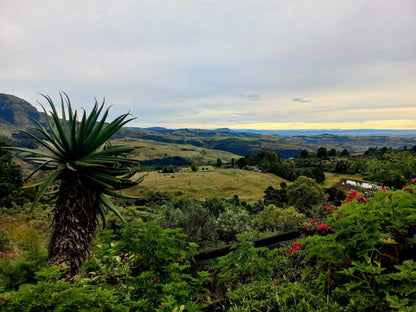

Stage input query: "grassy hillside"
[
  {"left": 114, "top": 138, "right": 242, "bottom": 165},
  {"left": 128, "top": 167, "right": 288, "bottom": 202},
  {"left": 117, "top": 127, "right": 416, "bottom": 157},
  {"left": 126, "top": 168, "right": 361, "bottom": 202}
]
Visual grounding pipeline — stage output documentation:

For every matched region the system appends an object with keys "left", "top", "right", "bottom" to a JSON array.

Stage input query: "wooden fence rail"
[{"left": 195, "top": 229, "right": 302, "bottom": 262}]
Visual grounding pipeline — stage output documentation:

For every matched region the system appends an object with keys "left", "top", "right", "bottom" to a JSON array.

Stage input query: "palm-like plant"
[{"left": 10, "top": 93, "right": 141, "bottom": 278}]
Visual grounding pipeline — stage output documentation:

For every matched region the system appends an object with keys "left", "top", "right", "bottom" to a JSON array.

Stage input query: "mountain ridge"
[{"left": 2, "top": 93, "right": 416, "bottom": 158}]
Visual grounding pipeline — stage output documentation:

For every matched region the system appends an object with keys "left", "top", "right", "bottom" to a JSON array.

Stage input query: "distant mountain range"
[
  {"left": 129, "top": 127, "right": 416, "bottom": 138},
  {"left": 228, "top": 129, "right": 416, "bottom": 137},
  {"left": 2, "top": 93, "right": 416, "bottom": 158}
]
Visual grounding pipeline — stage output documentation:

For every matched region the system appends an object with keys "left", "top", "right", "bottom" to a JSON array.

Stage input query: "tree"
[
  {"left": 191, "top": 161, "right": 199, "bottom": 172},
  {"left": 328, "top": 148, "right": 337, "bottom": 157},
  {"left": 236, "top": 157, "right": 247, "bottom": 169},
  {"left": 300, "top": 149, "right": 309, "bottom": 159},
  {"left": 7, "top": 93, "right": 141, "bottom": 279},
  {"left": 215, "top": 158, "right": 222, "bottom": 168},
  {"left": 287, "top": 176, "right": 327, "bottom": 213},
  {"left": 340, "top": 148, "right": 350, "bottom": 157},
  {"left": 317, "top": 147, "right": 328, "bottom": 159},
  {"left": 0, "top": 141, "right": 25, "bottom": 207}
]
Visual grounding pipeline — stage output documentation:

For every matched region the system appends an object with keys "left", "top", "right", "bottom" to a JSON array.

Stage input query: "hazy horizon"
[{"left": 1, "top": 1, "right": 415, "bottom": 130}]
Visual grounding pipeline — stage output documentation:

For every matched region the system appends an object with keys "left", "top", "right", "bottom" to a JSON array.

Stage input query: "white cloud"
[{"left": 0, "top": 0, "right": 415, "bottom": 129}]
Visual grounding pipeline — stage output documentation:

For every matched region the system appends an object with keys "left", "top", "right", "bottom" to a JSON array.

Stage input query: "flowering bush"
[{"left": 297, "top": 183, "right": 416, "bottom": 311}]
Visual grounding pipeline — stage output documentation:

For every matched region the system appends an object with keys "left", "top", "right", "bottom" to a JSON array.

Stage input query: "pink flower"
[
  {"left": 338, "top": 215, "right": 343, "bottom": 219},
  {"left": 70, "top": 275, "right": 80, "bottom": 281},
  {"left": 344, "top": 197, "right": 352, "bottom": 203},
  {"left": 381, "top": 187, "right": 387, "bottom": 192},
  {"left": 317, "top": 224, "right": 331, "bottom": 231}
]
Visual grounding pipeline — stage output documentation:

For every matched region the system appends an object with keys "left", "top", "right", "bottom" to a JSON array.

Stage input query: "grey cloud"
[
  {"left": 0, "top": 0, "right": 415, "bottom": 128},
  {"left": 293, "top": 98, "right": 311, "bottom": 103},
  {"left": 240, "top": 94, "right": 261, "bottom": 100}
]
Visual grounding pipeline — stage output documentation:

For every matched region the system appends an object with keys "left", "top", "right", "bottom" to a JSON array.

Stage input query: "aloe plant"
[{"left": 8, "top": 92, "right": 141, "bottom": 278}]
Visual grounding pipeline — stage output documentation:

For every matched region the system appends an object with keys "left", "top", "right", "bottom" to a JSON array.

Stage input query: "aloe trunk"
[{"left": 47, "top": 176, "right": 99, "bottom": 278}]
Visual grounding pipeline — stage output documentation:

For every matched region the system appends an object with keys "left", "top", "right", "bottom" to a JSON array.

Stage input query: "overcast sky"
[{"left": 1, "top": 0, "right": 415, "bottom": 129}]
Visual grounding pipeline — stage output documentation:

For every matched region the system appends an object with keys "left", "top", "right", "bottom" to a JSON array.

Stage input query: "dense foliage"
[
  {"left": 1, "top": 128, "right": 416, "bottom": 310},
  {"left": 1, "top": 178, "right": 415, "bottom": 310},
  {"left": 0, "top": 141, "right": 28, "bottom": 208}
]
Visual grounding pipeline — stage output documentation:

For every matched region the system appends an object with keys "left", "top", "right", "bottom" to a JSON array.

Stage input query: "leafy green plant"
[
  {"left": 86, "top": 222, "right": 209, "bottom": 311},
  {"left": 0, "top": 266, "right": 127, "bottom": 312},
  {"left": 0, "top": 228, "right": 13, "bottom": 253},
  {"left": 298, "top": 185, "right": 416, "bottom": 311},
  {"left": 157, "top": 199, "right": 219, "bottom": 248},
  {"left": 253, "top": 204, "right": 305, "bottom": 234},
  {"left": 287, "top": 176, "right": 328, "bottom": 214},
  {"left": 0, "top": 228, "right": 47, "bottom": 290},
  {"left": 216, "top": 206, "right": 252, "bottom": 243}
]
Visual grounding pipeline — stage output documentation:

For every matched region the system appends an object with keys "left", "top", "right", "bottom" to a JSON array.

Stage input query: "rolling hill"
[{"left": 2, "top": 93, "right": 416, "bottom": 161}]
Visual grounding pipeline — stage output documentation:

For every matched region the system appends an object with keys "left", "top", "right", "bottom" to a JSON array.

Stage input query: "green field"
[
  {"left": 129, "top": 167, "right": 286, "bottom": 202},
  {"left": 127, "top": 167, "right": 363, "bottom": 202}
]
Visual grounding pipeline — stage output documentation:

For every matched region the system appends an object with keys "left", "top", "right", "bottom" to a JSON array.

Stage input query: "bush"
[
  {"left": 253, "top": 205, "right": 305, "bottom": 234},
  {"left": 0, "top": 266, "right": 127, "bottom": 312},
  {"left": 0, "top": 228, "right": 13, "bottom": 253},
  {"left": 216, "top": 206, "right": 252, "bottom": 243},
  {"left": 85, "top": 222, "right": 209, "bottom": 311},
  {"left": 157, "top": 199, "right": 219, "bottom": 248},
  {"left": 0, "top": 228, "right": 47, "bottom": 290},
  {"left": 287, "top": 176, "right": 327, "bottom": 214},
  {"left": 298, "top": 184, "right": 416, "bottom": 311}
]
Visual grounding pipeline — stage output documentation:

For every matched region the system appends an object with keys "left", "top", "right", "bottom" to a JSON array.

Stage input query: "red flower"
[
  {"left": 293, "top": 243, "right": 305, "bottom": 251},
  {"left": 381, "top": 187, "right": 387, "bottom": 192},
  {"left": 344, "top": 197, "right": 352, "bottom": 203},
  {"left": 309, "top": 220, "right": 317, "bottom": 226},
  {"left": 286, "top": 248, "right": 293, "bottom": 253},
  {"left": 349, "top": 190, "right": 357, "bottom": 198},
  {"left": 338, "top": 215, "right": 343, "bottom": 219},
  {"left": 1, "top": 297, "right": 6, "bottom": 301},
  {"left": 317, "top": 224, "right": 331, "bottom": 231}
]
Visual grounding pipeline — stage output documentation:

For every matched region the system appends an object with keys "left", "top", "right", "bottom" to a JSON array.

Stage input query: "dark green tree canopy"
[{"left": 0, "top": 141, "right": 25, "bottom": 207}]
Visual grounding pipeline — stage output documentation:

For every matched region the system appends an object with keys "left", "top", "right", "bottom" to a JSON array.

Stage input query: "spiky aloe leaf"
[{"left": 30, "top": 171, "right": 60, "bottom": 211}]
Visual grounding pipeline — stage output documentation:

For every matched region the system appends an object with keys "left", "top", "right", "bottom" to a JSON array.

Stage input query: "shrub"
[
  {"left": 253, "top": 205, "right": 305, "bottom": 234},
  {"left": 298, "top": 184, "right": 416, "bottom": 311},
  {"left": 157, "top": 199, "right": 218, "bottom": 248},
  {"left": 287, "top": 176, "right": 327, "bottom": 214},
  {"left": 85, "top": 222, "right": 209, "bottom": 311},
  {"left": 0, "top": 228, "right": 13, "bottom": 253},
  {"left": 216, "top": 206, "right": 252, "bottom": 243},
  {"left": 0, "top": 228, "right": 47, "bottom": 290}
]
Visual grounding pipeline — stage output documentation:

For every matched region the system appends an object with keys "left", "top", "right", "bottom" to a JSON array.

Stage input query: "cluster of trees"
[
  {"left": 300, "top": 147, "right": 350, "bottom": 159},
  {"left": 331, "top": 146, "right": 416, "bottom": 189},
  {"left": 236, "top": 151, "right": 326, "bottom": 183}
]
